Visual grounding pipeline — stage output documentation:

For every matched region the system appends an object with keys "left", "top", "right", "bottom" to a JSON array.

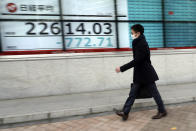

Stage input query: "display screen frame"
[{"left": 0, "top": 0, "right": 196, "bottom": 55}]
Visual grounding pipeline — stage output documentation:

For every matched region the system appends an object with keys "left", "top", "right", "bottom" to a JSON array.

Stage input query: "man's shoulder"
[{"left": 136, "top": 40, "right": 148, "bottom": 48}]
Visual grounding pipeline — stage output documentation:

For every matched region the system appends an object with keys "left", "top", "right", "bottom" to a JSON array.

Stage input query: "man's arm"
[{"left": 120, "top": 43, "right": 148, "bottom": 72}]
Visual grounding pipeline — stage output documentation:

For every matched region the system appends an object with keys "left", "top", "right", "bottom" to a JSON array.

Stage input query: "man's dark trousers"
[{"left": 122, "top": 82, "right": 166, "bottom": 115}]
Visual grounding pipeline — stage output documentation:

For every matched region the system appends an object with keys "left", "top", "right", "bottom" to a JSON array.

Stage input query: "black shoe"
[
  {"left": 152, "top": 110, "right": 167, "bottom": 119},
  {"left": 113, "top": 108, "right": 129, "bottom": 121}
]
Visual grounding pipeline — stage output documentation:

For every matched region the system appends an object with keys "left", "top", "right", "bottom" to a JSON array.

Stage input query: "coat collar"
[{"left": 132, "top": 34, "right": 146, "bottom": 46}]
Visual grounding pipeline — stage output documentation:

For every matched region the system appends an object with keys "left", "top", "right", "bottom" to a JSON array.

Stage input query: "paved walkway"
[
  {"left": 0, "top": 82, "right": 196, "bottom": 125},
  {"left": 0, "top": 102, "right": 196, "bottom": 131}
]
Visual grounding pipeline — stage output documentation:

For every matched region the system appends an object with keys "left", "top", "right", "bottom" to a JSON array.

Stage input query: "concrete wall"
[{"left": 0, "top": 49, "right": 196, "bottom": 100}]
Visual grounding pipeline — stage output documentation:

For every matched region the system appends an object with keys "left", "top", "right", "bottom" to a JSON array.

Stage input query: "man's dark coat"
[
  {"left": 120, "top": 34, "right": 159, "bottom": 99},
  {"left": 120, "top": 34, "right": 159, "bottom": 84}
]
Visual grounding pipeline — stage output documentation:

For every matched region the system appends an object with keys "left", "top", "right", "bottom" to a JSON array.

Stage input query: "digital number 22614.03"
[{"left": 25, "top": 22, "right": 113, "bottom": 35}]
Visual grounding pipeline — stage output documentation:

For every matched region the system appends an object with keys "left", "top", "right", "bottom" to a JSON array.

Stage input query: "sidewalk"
[
  {"left": 0, "top": 82, "right": 196, "bottom": 125},
  {"left": 1, "top": 102, "right": 196, "bottom": 131}
]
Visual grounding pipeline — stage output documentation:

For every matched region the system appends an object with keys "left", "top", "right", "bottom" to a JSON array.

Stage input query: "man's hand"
[{"left": 115, "top": 67, "right": 121, "bottom": 73}]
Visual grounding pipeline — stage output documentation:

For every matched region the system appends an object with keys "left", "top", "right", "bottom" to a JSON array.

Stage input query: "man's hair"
[{"left": 131, "top": 24, "right": 144, "bottom": 34}]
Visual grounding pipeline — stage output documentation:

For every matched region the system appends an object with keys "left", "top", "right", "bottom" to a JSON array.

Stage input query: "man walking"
[{"left": 115, "top": 24, "right": 167, "bottom": 121}]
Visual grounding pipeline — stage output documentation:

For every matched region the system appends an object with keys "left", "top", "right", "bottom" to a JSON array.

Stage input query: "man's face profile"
[{"left": 131, "top": 29, "right": 140, "bottom": 40}]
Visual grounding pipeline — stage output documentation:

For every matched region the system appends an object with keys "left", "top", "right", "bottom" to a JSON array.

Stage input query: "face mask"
[{"left": 131, "top": 34, "right": 137, "bottom": 40}]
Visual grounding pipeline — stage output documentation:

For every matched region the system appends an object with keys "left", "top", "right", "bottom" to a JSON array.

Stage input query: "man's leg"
[
  {"left": 147, "top": 82, "right": 166, "bottom": 113},
  {"left": 122, "top": 83, "right": 140, "bottom": 115}
]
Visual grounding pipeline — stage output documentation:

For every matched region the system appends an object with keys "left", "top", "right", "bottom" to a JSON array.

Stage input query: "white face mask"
[{"left": 131, "top": 34, "right": 137, "bottom": 40}]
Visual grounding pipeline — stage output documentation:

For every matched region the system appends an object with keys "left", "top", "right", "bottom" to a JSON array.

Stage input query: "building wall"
[{"left": 0, "top": 49, "right": 196, "bottom": 100}]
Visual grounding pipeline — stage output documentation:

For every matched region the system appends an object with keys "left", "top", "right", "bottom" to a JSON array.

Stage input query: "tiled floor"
[{"left": 1, "top": 103, "right": 196, "bottom": 131}]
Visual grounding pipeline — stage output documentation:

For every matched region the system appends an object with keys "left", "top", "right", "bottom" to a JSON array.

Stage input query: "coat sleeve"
[{"left": 120, "top": 43, "right": 148, "bottom": 72}]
